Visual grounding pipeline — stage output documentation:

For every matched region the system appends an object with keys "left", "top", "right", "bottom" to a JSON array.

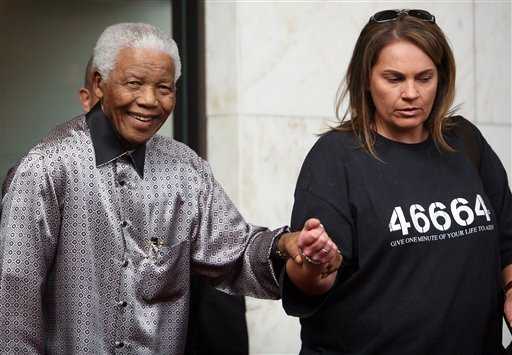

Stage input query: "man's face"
[{"left": 94, "top": 47, "right": 176, "bottom": 146}]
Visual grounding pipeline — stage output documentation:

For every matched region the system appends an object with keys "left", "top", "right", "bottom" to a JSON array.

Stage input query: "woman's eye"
[
  {"left": 386, "top": 77, "right": 401, "bottom": 83},
  {"left": 418, "top": 76, "right": 432, "bottom": 83}
]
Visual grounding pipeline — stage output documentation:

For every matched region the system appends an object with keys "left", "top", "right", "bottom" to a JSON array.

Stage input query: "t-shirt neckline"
[{"left": 375, "top": 131, "right": 433, "bottom": 151}]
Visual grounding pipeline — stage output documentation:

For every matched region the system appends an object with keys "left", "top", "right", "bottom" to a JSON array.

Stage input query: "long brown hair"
[{"left": 334, "top": 13, "right": 457, "bottom": 158}]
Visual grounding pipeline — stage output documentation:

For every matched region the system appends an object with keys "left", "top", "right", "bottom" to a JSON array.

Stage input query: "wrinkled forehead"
[{"left": 111, "top": 46, "right": 175, "bottom": 79}]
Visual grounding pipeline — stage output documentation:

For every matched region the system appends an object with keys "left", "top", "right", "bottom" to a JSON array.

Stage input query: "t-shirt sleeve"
[
  {"left": 291, "top": 133, "right": 355, "bottom": 261},
  {"left": 283, "top": 133, "right": 355, "bottom": 317},
  {"left": 476, "top": 128, "right": 512, "bottom": 268}
]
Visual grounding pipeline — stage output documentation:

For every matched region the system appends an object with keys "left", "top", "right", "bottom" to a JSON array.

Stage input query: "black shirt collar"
[{"left": 85, "top": 102, "right": 146, "bottom": 178}]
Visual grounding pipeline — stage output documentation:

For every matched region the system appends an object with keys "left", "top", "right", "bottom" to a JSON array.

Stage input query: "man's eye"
[
  {"left": 127, "top": 81, "right": 142, "bottom": 87},
  {"left": 159, "top": 85, "right": 175, "bottom": 94}
]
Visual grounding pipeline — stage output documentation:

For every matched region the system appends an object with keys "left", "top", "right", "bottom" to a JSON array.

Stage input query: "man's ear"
[
  {"left": 93, "top": 71, "right": 104, "bottom": 100},
  {"left": 79, "top": 88, "right": 91, "bottom": 112}
]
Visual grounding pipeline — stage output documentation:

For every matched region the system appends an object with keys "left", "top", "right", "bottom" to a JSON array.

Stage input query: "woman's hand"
[{"left": 297, "top": 218, "right": 342, "bottom": 275}]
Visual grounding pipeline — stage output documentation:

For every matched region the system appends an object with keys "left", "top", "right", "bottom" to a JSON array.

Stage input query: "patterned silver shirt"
[{"left": 0, "top": 106, "right": 284, "bottom": 354}]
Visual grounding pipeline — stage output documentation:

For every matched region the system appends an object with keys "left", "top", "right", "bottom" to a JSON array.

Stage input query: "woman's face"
[{"left": 369, "top": 40, "right": 438, "bottom": 143}]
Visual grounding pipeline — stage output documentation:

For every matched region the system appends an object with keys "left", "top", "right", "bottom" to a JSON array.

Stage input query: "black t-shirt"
[{"left": 285, "top": 118, "right": 512, "bottom": 355}]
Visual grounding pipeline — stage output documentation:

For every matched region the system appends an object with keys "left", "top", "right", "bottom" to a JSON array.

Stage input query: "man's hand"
[{"left": 279, "top": 218, "right": 342, "bottom": 295}]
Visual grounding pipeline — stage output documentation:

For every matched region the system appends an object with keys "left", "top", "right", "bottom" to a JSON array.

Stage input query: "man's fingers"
[
  {"left": 293, "top": 253, "right": 303, "bottom": 265},
  {"left": 287, "top": 240, "right": 303, "bottom": 265},
  {"left": 280, "top": 232, "right": 304, "bottom": 265}
]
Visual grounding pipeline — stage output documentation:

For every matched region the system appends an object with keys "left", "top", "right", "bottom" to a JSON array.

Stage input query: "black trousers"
[{"left": 185, "top": 276, "right": 248, "bottom": 355}]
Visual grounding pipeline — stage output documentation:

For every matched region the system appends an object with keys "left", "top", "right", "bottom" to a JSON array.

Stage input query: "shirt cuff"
[{"left": 267, "top": 226, "right": 290, "bottom": 288}]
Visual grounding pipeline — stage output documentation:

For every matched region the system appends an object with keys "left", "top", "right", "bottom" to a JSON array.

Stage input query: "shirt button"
[
  {"left": 115, "top": 341, "right": 124, "bottom": 348},
  {"left": 118, "top": 300, "right": 128, "bottom": 308},
  {"left": 121, "top": 259, "right": 129, "bottom": 267},
  {"left": 121, "top": 221, "right": 128, "bottom": 228}
]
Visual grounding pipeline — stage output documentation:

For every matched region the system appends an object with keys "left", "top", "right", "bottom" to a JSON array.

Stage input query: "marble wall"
[{"left": 205, "top": 1, "right": 511, "bottom": 354}]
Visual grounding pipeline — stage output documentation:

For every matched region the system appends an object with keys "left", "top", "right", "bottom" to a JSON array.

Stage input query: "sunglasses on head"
[{"left": 370, "top": 9, "right": 436, "bottom": 24}]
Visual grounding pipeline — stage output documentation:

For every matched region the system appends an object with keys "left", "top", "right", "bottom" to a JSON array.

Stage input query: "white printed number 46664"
[{"left": 388, "top": 194, "right": 490, "bottom": 235}]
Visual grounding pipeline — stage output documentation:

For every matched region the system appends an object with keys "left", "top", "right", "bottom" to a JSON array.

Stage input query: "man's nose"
[{"left": 137, "top": 86, "right": 159, "bottom": 107}]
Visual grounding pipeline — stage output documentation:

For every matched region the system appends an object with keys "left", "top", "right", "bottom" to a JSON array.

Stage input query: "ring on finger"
[
  {"left": 299, "top": 247, "right": 323, "bottom": 265},
  {"left": 303, "top": 254, "right": 322, "bottom": 265}
]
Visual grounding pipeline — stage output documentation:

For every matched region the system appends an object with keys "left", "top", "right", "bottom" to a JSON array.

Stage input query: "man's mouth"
[{"left": 128, "top": 112, "right": 160, "bottom": 122}]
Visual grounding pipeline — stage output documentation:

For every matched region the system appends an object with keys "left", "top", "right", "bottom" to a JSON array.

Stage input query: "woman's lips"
[{"left": 396, "top": 108, "right": 422, "bottom": 117}]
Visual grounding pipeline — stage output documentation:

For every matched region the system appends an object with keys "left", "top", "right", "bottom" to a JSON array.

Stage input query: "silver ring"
[
  {"left": 299, "top": 247, "right": 323, "bottom": 265},
  {"left": 304, "top": 254, "right": 322, "bottom": 265}
]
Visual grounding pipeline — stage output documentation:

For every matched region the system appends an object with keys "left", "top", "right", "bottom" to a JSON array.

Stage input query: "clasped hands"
[{"left": 278, "top": 218, "right": 342, "bottom": 295}]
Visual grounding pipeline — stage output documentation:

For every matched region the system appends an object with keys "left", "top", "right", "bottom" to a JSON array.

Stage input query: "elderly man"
[
  {"left": 0, "top": 23, "right": 341, "bottom": 354},
  {"left": 79, "top": 53, "right": 251, "bottom": 355}
]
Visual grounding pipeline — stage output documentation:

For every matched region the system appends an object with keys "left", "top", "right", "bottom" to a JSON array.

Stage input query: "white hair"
[{"left": 93, "top": 22, "right": 181, "bottom": 83}]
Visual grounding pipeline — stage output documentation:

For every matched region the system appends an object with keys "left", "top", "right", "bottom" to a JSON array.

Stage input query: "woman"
[{"left": 284, "top": 9, "right": 512, "bottom": 355}]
